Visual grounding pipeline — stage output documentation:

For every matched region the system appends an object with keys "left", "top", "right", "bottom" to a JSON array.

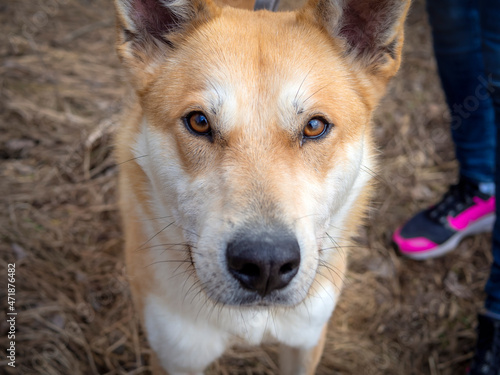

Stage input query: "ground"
[{"left": 0, "top": 0, "right": 494, "bottom": 374}]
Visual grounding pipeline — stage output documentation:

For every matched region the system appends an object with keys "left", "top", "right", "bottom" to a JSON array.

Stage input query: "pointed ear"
[
  {"left": 301, "top": 0, "right": 410, "bottom": 80},
  {"left": 114, "top": 0, "right": 218, "bottom": 90}
]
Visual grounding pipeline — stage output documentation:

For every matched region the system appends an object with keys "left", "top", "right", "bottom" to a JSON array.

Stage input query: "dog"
[{"left": 114, "top": 0, "right": 410, "bottom": 373}]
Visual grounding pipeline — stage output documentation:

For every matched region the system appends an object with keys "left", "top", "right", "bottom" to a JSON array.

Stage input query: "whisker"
[
  {"left": 294, "top": 66, "right": 314, "bottom": 108},
  {"left": 240, "top": 310, "right": 249, "bottom": 336},
  {"left": 315, "top": 269, "right": 342, "bottom": 295},
  {"left": 137, "top": 221, "right": 176, "bottom": 250},
  {"left": 319, "top": 245, "right": 361, "bottom": 251},
  {"left": 184, "top": 276, "right": 203, "bottom": 304},
  {"left": 172, "top": 257, "right": 191, "bottom": 275},
  {"left": 360, "top": 164, "right": 386, "bottom": 185},
  {"left": 300, "top": 283, "right": 312, "bottom": 320},
  {"left": 196, "top": 283, "right": 218, "bottom": 321},
  {"left": 302, "top": 84, "right": 329, "bottom": 104},
  {"left": 325, "top": 232, "right": 347, "bottom": 261},
  {"left": 146, "top": 260, "right": 192, "bottom": 268},
  {"left": 191, "top": 281, "right": 210, "bottom": 307},
  {"left": 318, "top": 226, "right": 352, "bottom": 235},
  {"left": 117, "top": 154, "right": 148, "bottom": 166},
  {"left": 137, "top": 215, "right": 174, "bottom": 222},
  {"left": 207, "top": 296, "right": 222, "bottom": 324},
  {"left": 317, "top": 259, "right": 347, "bottom": 284},
  {"left": 292, "top": 213, "right": 321, "bottom": 224},
  {"left": 181, "top": 268, "right": 198, "bottom": 292},
  {"left": 269, "top": 305, "right": 278, "bottom": 336},
  {"left": 137, "top": 242, "right": 197, "bottom": 250},
  {"left": 177, "top": 224, "right": 201, "bottom": 239},
  {"left": 168, "top": 267, "right": 195, "bottom": 283}
]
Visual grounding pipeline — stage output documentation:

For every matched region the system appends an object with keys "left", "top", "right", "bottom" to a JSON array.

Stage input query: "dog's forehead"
[
  {"left": 147, "top": 9, "right": 368, "bottom": 136},
  {"left": 172, "top": 12, "right": 358, "bottom": 129}
]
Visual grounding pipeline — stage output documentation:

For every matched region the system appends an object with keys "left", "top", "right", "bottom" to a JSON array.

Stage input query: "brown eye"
[
  {"left": 303, "top": 117, "right": 329, "bottom": 139},
  {"left": 185, "top": 111, "right": 211, "bottom": 135}
]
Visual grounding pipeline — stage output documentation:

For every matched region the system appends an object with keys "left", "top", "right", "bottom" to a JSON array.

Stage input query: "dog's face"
[{"left": 115, "top": 0, "right": 409, "bottom": 306}]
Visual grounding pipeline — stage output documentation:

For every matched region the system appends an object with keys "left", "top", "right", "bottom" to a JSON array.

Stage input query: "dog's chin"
[
  {"left": 215, "top": 292, "right": 306, "bottom": 308},
  {"left": 199, "top": 279, "right": 312, "bottom": 308}
]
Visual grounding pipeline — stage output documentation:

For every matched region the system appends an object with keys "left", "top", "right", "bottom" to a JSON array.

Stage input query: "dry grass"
[{"left": 0, "top": 0, "right": 493, "bottom": 374}]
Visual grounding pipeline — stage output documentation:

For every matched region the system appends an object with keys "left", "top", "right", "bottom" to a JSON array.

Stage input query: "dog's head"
[{"left": 115, "top": 0, "right": 409, "bottom": 307}]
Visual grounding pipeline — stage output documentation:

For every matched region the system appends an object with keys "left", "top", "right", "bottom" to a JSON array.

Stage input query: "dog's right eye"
[
  {"left": 184, "top": 111, "right": 212, "bottom": 136},
  {"left": 303, "top": 117, "right": 331, "bottom": 140}
]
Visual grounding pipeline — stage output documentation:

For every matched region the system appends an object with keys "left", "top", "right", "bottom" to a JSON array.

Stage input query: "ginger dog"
[{"left": 114, "top": 0, "right": 410, "bottom": 373}]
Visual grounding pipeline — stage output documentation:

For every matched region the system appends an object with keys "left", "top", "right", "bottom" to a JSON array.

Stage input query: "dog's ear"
[
  {"left": 301, "top": 0, "right": 410, "bottom": 81},
  {"left": 114, "top": 0, "right": 218, "bottom": 91}
]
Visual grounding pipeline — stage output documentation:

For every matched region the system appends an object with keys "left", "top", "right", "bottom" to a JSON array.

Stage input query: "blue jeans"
[{"left": 427, "top": 0, "right": 500, "bottom": 313}]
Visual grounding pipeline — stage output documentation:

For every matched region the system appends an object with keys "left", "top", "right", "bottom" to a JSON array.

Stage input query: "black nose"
[{"left": 226, "top": 231, "right": 301, "bottom": 297}]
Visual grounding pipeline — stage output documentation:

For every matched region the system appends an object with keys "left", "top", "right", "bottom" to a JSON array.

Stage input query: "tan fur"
[
  {"left": 280, "top": 325, "right": 328, "bottom": 375},
  {"left": 214, "top": 0, "right": 255, "bottom": 9},
  {"left": 114, "top": 0, "right": 409, "bottom": 373}
]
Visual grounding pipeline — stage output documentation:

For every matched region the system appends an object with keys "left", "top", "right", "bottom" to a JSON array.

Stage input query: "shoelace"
[{"left": 427, "top": 180, "right": 477, "bottom": 224}]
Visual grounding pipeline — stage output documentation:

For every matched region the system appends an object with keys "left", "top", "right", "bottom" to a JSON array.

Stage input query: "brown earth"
[{"left": 0, "top": 0, "right": 493, "bottom": 374}]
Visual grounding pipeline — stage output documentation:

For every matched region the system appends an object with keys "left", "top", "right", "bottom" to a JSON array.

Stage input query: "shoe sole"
[{"left": 400, "top": 214, "right": 496, "bottom": 260}]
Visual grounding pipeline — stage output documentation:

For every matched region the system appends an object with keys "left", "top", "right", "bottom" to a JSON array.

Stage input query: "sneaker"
[
  {"left": 468, "top": 313, "right": 500, "bottom": 375},
  {"left": 393, "top": 176, "right": 495, "bottom": 260}
]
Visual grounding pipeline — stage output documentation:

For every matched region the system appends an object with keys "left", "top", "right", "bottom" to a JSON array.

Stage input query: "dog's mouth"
[{"left": 204, "top": 286, "right": 311, "bottom": 308}]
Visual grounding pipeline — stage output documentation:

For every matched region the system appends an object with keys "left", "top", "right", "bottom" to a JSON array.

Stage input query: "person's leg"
[
  {"left": 480, "top": 0, "right": 500, "bottom": 317},
  {"left": 392, "top": 0, "right": 497, "bottom": 260},
  {"left": 427, "top": 0, "right": 496, "bottom": 184},
  {"left": 468, "top": 1, "right": 500, "bottom": 374}
]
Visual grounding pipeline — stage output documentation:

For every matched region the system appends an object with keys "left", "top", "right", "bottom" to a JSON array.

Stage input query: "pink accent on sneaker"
[
  {"left": 447, "top": 196, "right": 495, "bottom": 231},
  {"left": 392, "top": 227, "right": 439, "bottom": 253}
]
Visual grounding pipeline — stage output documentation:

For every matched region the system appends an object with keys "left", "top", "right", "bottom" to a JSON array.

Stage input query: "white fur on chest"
[{"left": 144, "top": 283, "right": 337, "bottom": 374}]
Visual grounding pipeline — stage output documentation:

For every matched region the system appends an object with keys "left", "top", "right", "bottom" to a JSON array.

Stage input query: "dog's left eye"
[
  {"left": 184, "top": 111, "right": 211, "bottom": 135},
  {"left": 303, "top": 117, "right": 330, "bottom": 139}
]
